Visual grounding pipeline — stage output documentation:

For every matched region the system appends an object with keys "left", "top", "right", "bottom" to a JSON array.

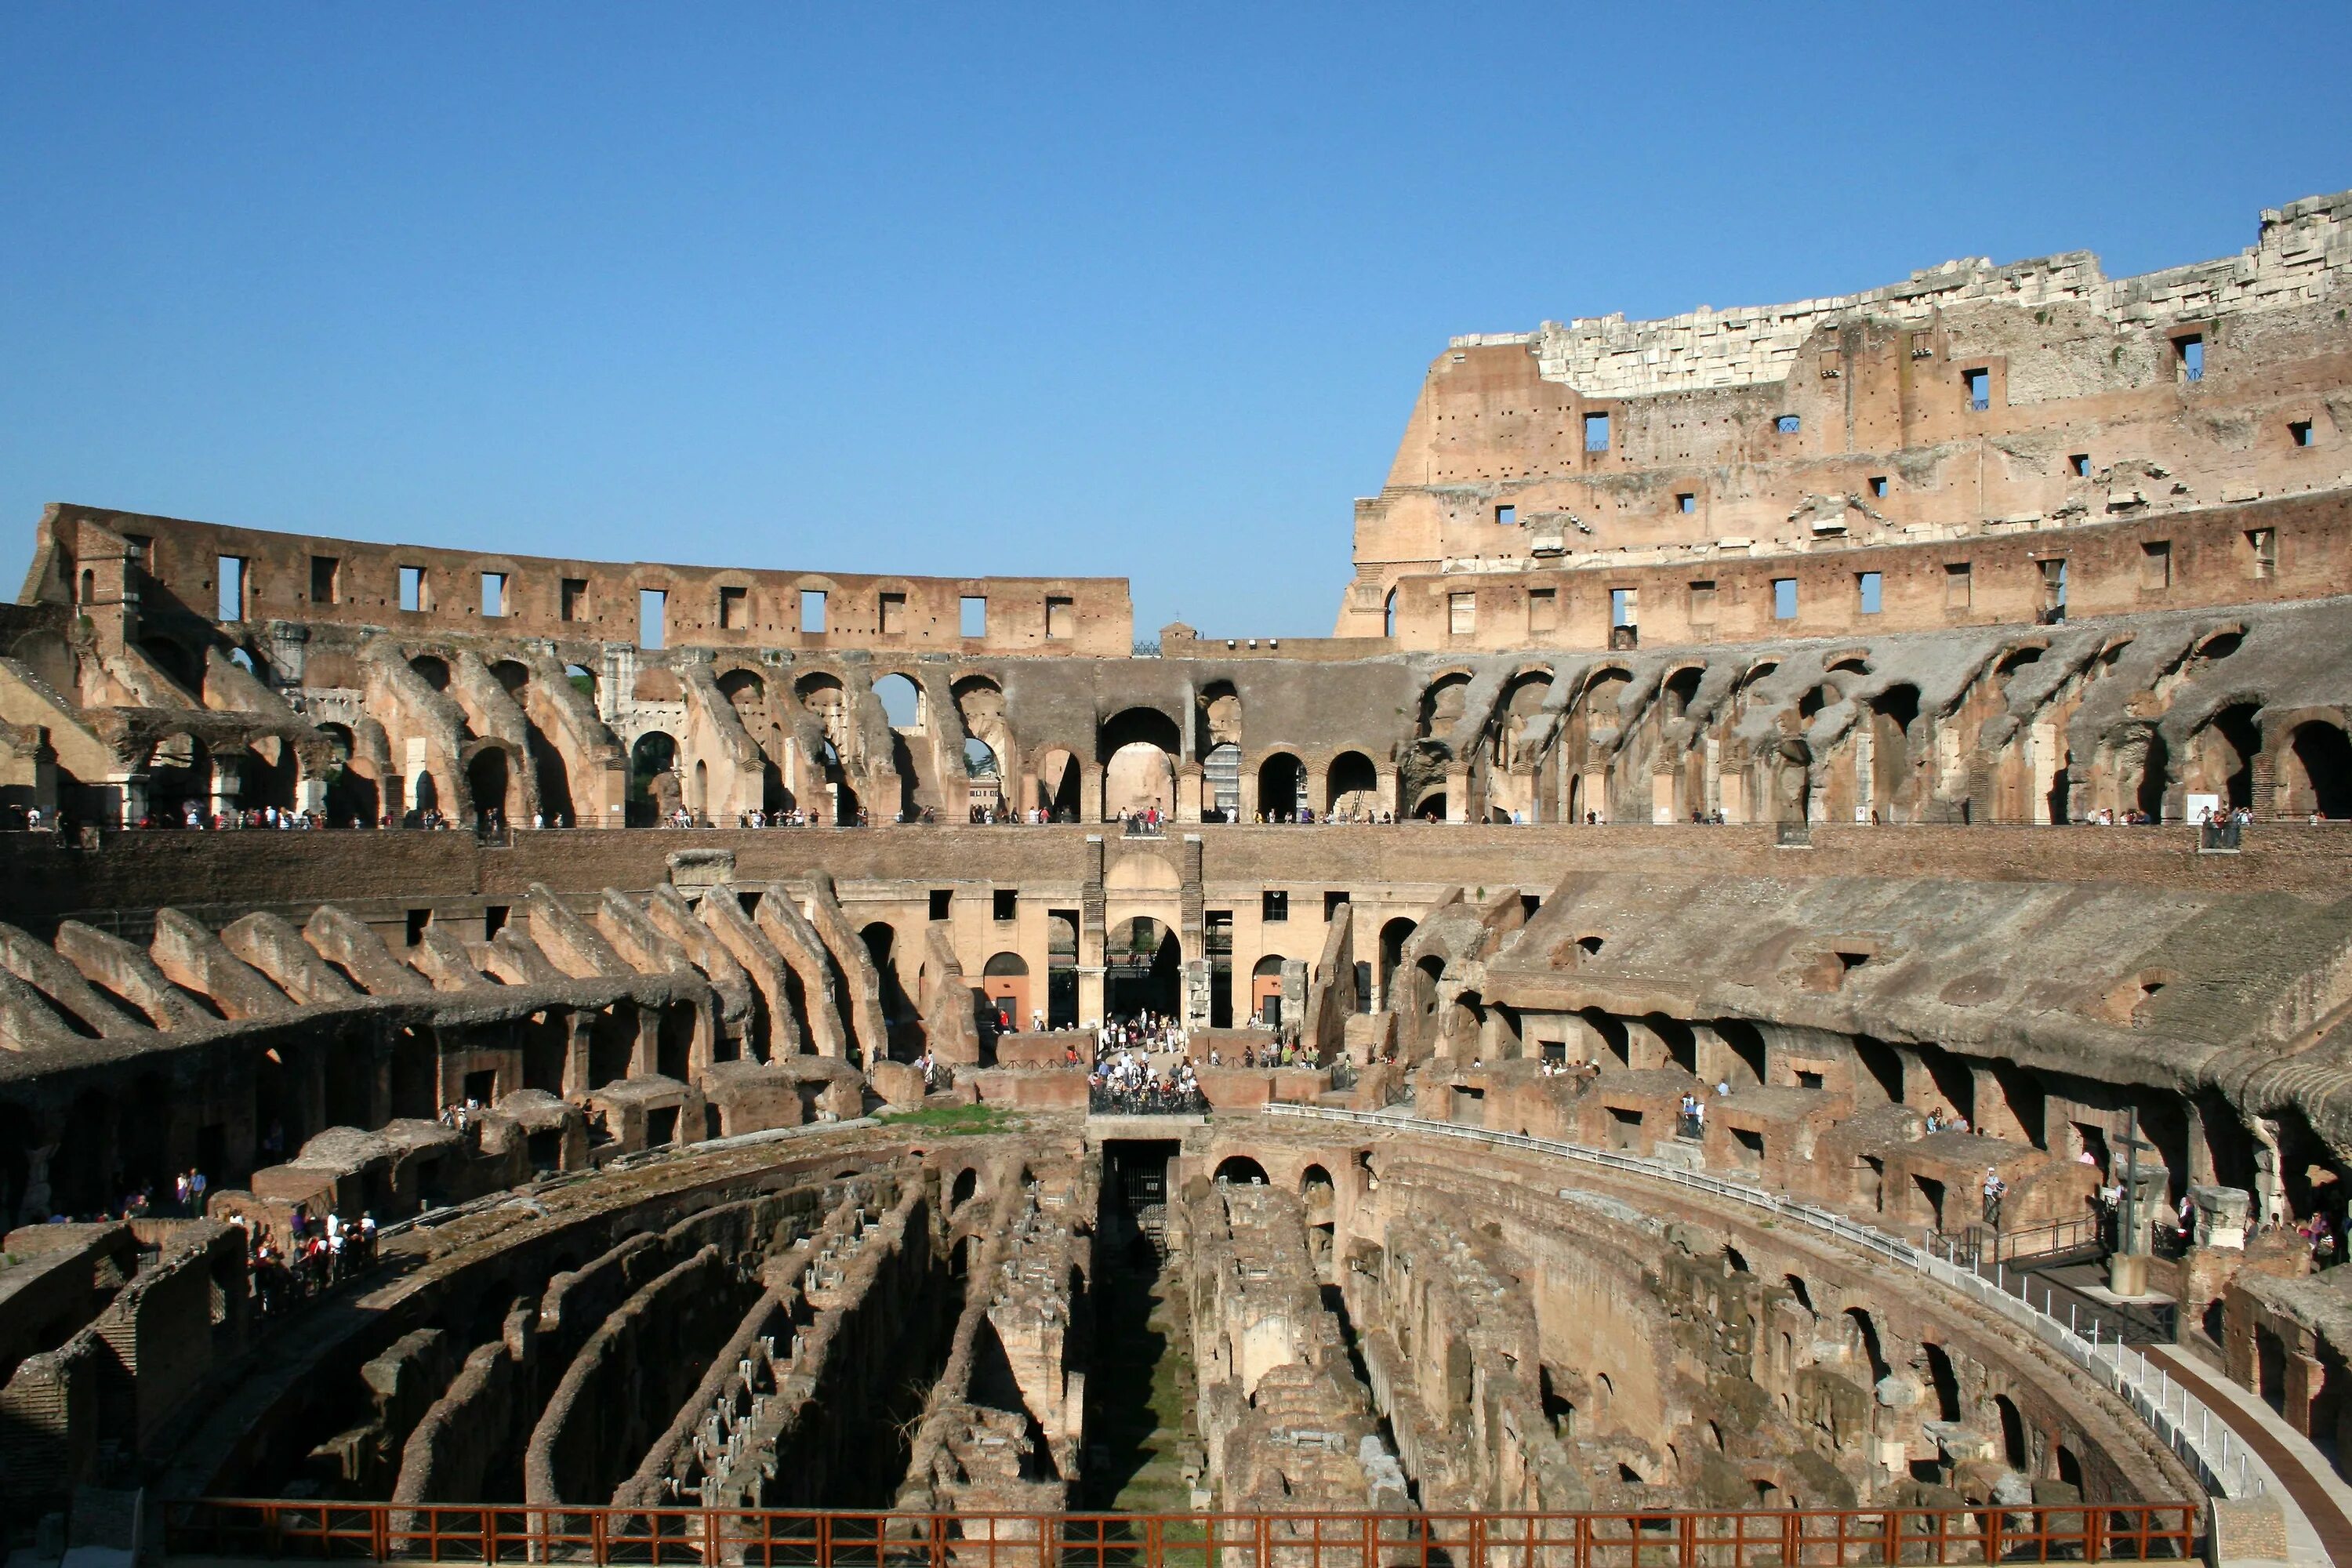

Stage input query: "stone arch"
[
  {"left": 1255, "top": 750, "right": 1305, "bottom": 819},
  {"left": 1033, "top": 746, "right": 1082, "bottom": 821},
  {"left": 1377, "top": 918, "right": 1417, "bottom": 1011},
  {"left": 1100, "top": 708, "right": 1179, "bottom": 820},
  {"left": 1326, "top": 750, "right": 1381, "bottom": 818},
  {"left": 2281, "top": 718, "right": 2352, "bottom": 819},
  {"left": 1417, "top": 672, "right": 1472, "bottom": 739},
  {"left": 410, "top": 654, "right": 452, "bottom": 691},
  {"left": 630, "top": 730, "right": 681, "bottom": 825},
  {"left": 465, "top": 742, "right": 518, "bottom": 825},
  {"left": 2189, "top": 702, "right": 2263, "bottom": 810},
  {"left": 1214, "top": 1155, "right": 1269, "bottom": 1185},
  {"left": 980, "top": 952, "right": 1029, "bottom": 1035},
  {"left": 1106, "top": 916, "right": 1181, "bottom": 1019}
]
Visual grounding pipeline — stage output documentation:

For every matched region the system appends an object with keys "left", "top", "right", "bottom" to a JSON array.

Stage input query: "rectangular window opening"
[
  {"left": 639, "top": 588, "right": 666, "bottom": 650},
  {"left": 2291, "top": 419, "right": 2316, "bottom": 448},
  {"left": 993, "top": 889, "right": 1017, "bottom": 922},
  {"left": 1528, "top": 587, "right": 1558, "bottom": 634},
  {"left": 877, "top": 591, "right": 905, "bottom": 635},
  {"left": 1262, "top": 890, "right": 1289, "bottom": 923},
  {"left": 1045, "top": 595, "right": 1075, "bottom": 638},
  {"left": 1448, "top": 592, "right": 1475, "bottom": 637},
  {"left": 2140, "top": 539, "right": 2172, "bottom": 590},
  {"left": 1610, "top": 587, "right": 1636, "bottom": 628},
  {"left": 1323, "top": 890, "right": 1348, "bottom": 921},
  {"left": 398, "top": 565, "right": 426, "bottom": 614},
  {"left": 929, "top": 889, "right": 952, "bottom": 921},
  {"left": 960, "top": 595, "right": 988, "bottom": 637},
  {"left": 484, "top": 905, "right": 509, "bottom": 940},
  {"left": 1867, "top": 476, "right": 1887, "bottom": 499},
  {"left": 1583, "top": 412, "right": 1611, "bottom": 452},
  {"left": 1772, "top": 578, "right": 1798, "bottom": 620},
  {"left": 2068, "top": 453, "right": 2092, "bottom": 477},
  {"left": 719, "top": 586, "right": 749, "bottom": 630},
  {"left": 1688, "top": 580, "right": 1717, "bottom": 622},
  {"left": 561, "top": 578, "right": 588, "bottom": 622},
  {"left": 1775, "top": 414, "right": 1801, "bottom": 434},
  {"left": 1945, "top": 561, "right": 1973, "bottom": 609},
  {"left": 2246, "top": 528, "right": 2278, "bottom": 579},
  {"left": 800, "top": 589, "right": 828, "bottom": 633},
  {"left": 1675, "top": 492, "right": 1696, "bottom": 514},
  {"left": 1963, "top": 368, "right": 1991, "bottom": 412},
  {"left": 310, "top": 556, "right": 340, "bottom": 604},
  {"left": 482, "top": 572, "right": 506, "bottom": 618},
  {"left": 405, "top": 909, "right": 430, "bottom": 947},
  {"left": 1857, "top": 572, "right": 1882, "bottom": 615},
  {"left": 216, "top": 556, "right": 246, "bottom": 622},
  {"left": 2175, "top": 334, "right": 2204, "bottom": 382},
  {"left": 1496, "top": 504, "right": 1516, "bottom": 527}
]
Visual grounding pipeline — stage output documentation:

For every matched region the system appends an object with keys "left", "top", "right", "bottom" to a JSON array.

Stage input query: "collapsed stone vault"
[{"left": 6, "top": 189, "right": 2352, "bottom": 1544}]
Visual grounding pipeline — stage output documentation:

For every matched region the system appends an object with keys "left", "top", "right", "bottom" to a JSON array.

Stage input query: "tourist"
[{"left": 1981, "top": 1168, "right": 2007, "bottom": 1229}]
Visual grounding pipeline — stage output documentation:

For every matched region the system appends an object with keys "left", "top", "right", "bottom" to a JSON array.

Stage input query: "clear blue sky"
[{"left": 3, "top": 5, "right": 2347, "bottom": 640}]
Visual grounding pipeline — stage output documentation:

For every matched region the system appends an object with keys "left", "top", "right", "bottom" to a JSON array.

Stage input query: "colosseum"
[{"left": 3, "top": 190, "right": 2351, "bottom": 1568}]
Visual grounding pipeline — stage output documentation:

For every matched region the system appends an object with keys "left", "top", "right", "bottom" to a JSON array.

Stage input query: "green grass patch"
[{"left": 873, "top": 1102, "right": 1018, "bottom": 1134}]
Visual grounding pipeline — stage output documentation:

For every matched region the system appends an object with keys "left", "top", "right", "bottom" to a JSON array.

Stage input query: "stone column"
[
  {"left": 1079, "top": 835, "right": 1105, "bottom": 1025},
  {"left": 564, "top": 1011, "right": 593, "bottom": 1096},
  {"left": 210, "top": 756, "right": 243, "bottom": 821}
]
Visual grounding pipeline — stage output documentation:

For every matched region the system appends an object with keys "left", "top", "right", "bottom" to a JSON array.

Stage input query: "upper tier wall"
[
  {"left": 27, "top": 506, "right": 1134, "bottom": 658},
  {"left": 1483, "top": 191, "right": 2352, "bottom": 401},
  {"left": 1339, "top": 191, "right": 2352, "bottom": 633}
]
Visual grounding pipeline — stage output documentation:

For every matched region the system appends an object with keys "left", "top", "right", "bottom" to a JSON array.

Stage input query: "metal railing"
[
  {"left": 1265, "top": 1105, "right": 2261, "bottom": 1500},
  {"left": 161, "top": 1499, "right": 2201, "bottom": 1567}
]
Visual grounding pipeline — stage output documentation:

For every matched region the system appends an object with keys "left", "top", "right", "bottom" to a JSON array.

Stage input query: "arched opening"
[
  {"left": 1214, "top": 1155, "right": 1269, "bottom": 1185},
  {"left": 1781, "top": 1273, "right": 1814, "bottom": 1314},
  {"left": 147, "top": 731, "right": 210, "bottom": 824},
  {"left": 1034, "top": 748, "right": 1083, "bottom": 822},
  {"left": 1046, "top": 911, "right": 1080, "bottom": 1029},
  {"left": 390, "top": 1027, "right": 437, "bottom": 1120},
  {"left": 862, "top": 924, "right": 918, "bottom": 1042},
  {"left": 1100, "top": 708, "right": 1180, "bottom": 820},
  {"left": 1250, "top": 954, "right": 1287, "bottom": 1026},
  {"left": 1923, "top": 1342, "right": 1962, "bottom": 1422},
  {"left": 1327, "top": 751, "right": 1380, "bottom": 818},
  {"left": 1845, "top": 1307, "right": 1889, "bottom": 1383},
  {"left": 410, "top": 655, "right": 452, "bottom": 691},
  {"left": 1797, "top": 684, "right": 1835, "bottom": 722},
  {"left": 2200, "top": 703, "right": 2263, "bottom": 810},
  {"left": 1256, "top": 753, "right": 1305, "bottom": 820},
  {"left": 873, "top": 672, "right": 923, "bottom": 730},
  {"left": 1648, "top": 1014, "right": 1698, "bottom": 1076},
  {"left": 1661, "top": 666, "right": 1704, "bottom": 721},
  {"left": 1106, "top": 916, "right": 1181, "bottom": 1020},
  {"left": 1995, "top": 1395, "right": 2028, "bottom": 1468},
  {"left": 981, "top": 952, "right": 1030, "bottom": 1036},
  {"left": 1715, "top": 1018, "right": 1768, "bottom": 1085},
  {"left": 1377, "top": 918, "right": 1417, "bottom": 1012},
  {"left": 2286, "top": 721, "right": 2352, "bottom": 819},
  {"left": 466, "top": 747, "right": 512, "bottom": 826},
  {"left": 951, "top": 1167, "right": 978, "bottom": 1208},
  {"left": 629, "top": 731, "right": 680, "bottom": 826},
  {"left": 315, "top": 728, "right": 371, "bottom": 825}
]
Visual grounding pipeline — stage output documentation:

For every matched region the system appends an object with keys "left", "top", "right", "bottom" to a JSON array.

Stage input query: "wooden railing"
[{"left": 162, "top": 1500, "right": 2202, "bottom": 1567}]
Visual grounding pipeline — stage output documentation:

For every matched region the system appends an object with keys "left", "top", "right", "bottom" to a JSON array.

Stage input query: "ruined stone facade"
[{"left": 9, "top": 192, "right": 2352, "bottom": 1541}]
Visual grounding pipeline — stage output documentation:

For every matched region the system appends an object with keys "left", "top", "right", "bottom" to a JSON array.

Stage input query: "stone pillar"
[
  {"left": 2193, "top": 1185, "right": 2251, "bottom": 1250},
  {"left": 107, "top": 770, "right": 148, "bottom": 828},
  {"left": 1175, "top": 760, "right": 1203, "bottom": 824},
  {"left": 633, "top": 1005, "right": 661, "bottom": 1079},
  {"left": 210, "top": 756, "right": 242, "bottom": 821},
  {"left": 564, "top": 1011, "right": 593, "bottom": 1096},
  {"left": 1080, "top": 835, "right": 1106, "bottom": 1025},
  {"left": 1445, "top": 762, "right": 1471, "bottom": 824}
]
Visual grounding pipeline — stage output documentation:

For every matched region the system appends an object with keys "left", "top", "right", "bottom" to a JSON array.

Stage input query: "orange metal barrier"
[{"left": 162, "top": 1499, "right": 2202, "bottom": 1567}]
